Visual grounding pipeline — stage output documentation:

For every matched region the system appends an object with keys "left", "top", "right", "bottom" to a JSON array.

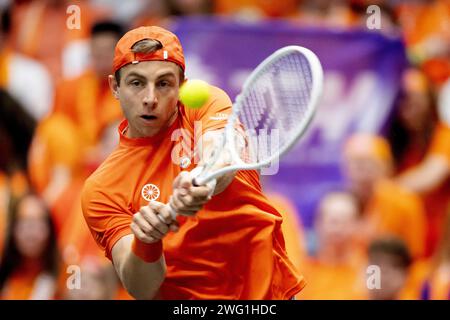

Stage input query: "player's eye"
[
  {"left": 130, "top": 80, "right": 142, "bottom": 87},
  {"left": 157, "top": 80, "right": 170, "bottom": 88}
]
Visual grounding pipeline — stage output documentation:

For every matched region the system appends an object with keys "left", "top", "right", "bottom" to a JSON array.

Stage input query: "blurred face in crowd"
[
  {"left": 398, "top": 69, "right": 432, "bottom": 133},
  {"left": 110, "top": 60, "right": 181, "bottom": 138},
  {"left": 368, "top": 252, "right": 408, "bottom": 300},
  {"left": 91, "top": 32, "right": 119, "bottom": 79},
  {"left": 342, "top": 135, "right": 392, "bottom": 201},
  {"left": 14, "top": 195, "right": 50, "bottom": 259},
  {"left": 316, "top": 192, "right": 359, "bottom": 250}
]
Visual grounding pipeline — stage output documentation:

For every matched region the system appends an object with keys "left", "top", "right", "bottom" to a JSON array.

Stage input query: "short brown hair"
[{"left": 114, "top": 39, "right": 184, "bottom": 86}]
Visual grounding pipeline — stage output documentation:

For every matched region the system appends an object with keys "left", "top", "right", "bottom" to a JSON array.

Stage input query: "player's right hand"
[{"left": 130, "top": 201, "right": 179, "bottom": 244}]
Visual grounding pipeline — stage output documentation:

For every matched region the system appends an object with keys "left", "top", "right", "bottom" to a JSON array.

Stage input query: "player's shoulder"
[{"left": 207, "top": 85, "right": 232, "bottom": 104}]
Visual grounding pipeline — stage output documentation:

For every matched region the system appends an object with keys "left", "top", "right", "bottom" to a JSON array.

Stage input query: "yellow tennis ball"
[{"left": 179, "top": 79, "right": 210, "bottom": 109}]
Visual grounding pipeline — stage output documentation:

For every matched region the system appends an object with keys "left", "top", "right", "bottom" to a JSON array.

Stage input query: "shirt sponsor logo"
[
  {"left": 141, "top": 183, "right": 160, "bottom": 202},
  {"left": 209, "top": 112, "right": 228, "bottom": 121}
]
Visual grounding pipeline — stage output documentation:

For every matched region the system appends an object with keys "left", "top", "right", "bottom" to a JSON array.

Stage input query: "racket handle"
[
  {"left": 158, "top": 203, "right": 178, "bottom": 223},
  {"left": 158, "top": 166, "right": 216, "bottom": 223}
]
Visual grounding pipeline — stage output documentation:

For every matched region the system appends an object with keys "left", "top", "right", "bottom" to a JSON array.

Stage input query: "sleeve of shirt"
[
  {"left": 183, "top": 85, "right": 233, "bottom": 134},
  {"left": 81, "top": 178, "right": 133, "bottom": 261},
  {"left": 429, "top": 122, "right": 450, "bottom": 163}
]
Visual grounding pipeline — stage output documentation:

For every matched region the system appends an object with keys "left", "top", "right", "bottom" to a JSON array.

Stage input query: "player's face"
[{"left": 111, "top": 60, "right": 181, "bottom": 138}]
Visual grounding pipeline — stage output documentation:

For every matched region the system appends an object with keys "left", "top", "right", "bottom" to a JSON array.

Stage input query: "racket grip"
[{"left": 157, "top": 203, "right": 178, "bottom": 224}]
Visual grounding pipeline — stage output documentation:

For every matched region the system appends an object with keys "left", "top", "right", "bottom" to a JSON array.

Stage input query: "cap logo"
[{"left": 163, "top": 50, "right": 168, "bottom": 60}]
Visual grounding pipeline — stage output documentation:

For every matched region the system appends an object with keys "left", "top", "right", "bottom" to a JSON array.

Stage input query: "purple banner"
[{"left": 172, "top": 18, "right": 407, "bottom": 228}]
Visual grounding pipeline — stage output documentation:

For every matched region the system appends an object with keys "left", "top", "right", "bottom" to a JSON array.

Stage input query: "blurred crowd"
[{"left": 0, "top": 0, "right": 448, "bottom": 300}]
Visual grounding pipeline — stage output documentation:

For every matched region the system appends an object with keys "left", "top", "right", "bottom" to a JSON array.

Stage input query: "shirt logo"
[
  {"left": 141, "top": 184, "right": 160, "bottom": 202},
  {"left": 209, "top": 112, "right": 228, "bottom": 121}
]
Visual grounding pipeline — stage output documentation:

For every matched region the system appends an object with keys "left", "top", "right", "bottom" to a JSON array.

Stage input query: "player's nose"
[{"left": 142, "top": 84, "right": 157, "bottom": 108}]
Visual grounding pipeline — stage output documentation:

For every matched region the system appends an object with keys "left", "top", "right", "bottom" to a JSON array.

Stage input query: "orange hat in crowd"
[{"left": 112, "top": 26, "right": 185, "bottom": 73}]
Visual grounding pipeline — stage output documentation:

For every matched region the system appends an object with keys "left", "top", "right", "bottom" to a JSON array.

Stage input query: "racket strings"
[{"left": 235, "top": 52, "right": 313, "bottom": 165}]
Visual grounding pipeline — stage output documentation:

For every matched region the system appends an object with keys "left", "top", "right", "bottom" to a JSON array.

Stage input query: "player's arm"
[
  {"left": 111, "top": 201, "right": 178, "bottom": 299},
  {"left": 198, "top": 129, "right": 238, "bottom": 195}
]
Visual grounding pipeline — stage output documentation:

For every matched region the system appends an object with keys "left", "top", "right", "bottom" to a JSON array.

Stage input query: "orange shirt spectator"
[
  {"left": 10, "top": 0, "right": 107, "bottom": 82},
  {"left": 0, "top": 194, "right": 59, "bottom": 300},
  {"left": 52, "top": 69, "right": 121, "bottom": 148},
  {"left": 364, "top": 178, "right": 427, "bottom": 260},
  {"left": 299, "top": 191, "right": 367, "bottom": 300},
  {"left": 343, "top": 133, "right": 427, "bottom": 259}
]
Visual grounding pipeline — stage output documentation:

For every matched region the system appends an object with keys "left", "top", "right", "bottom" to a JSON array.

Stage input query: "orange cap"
[{"left": 112, "top": 26, "right": 185, "bottom": 74}]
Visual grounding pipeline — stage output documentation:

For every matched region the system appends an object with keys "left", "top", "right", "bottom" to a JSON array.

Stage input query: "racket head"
[
  {"left": 195, "top": 46, "right": 323, "bottom": 185},
  {"left": 227, "top": 45, "right": 323, "bottom": 168}
]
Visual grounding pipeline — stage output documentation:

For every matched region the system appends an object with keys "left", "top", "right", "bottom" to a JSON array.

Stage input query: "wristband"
[{"left": 131, "top": 237, "right": 163, "bottom": 263}]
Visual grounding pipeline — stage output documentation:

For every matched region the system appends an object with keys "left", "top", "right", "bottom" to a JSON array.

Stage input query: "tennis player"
[{"left": 81, "top": 26, "right": 305, "bottom": 300}]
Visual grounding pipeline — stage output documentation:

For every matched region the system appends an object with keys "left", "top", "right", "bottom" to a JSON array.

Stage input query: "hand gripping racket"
[{"left": 162, "top": 45, "right": 324, "bottom": 220}]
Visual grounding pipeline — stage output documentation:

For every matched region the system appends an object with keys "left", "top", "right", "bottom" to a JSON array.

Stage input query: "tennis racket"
[{"left": 164, "top": 45, "right": 323, "bottom": 220}]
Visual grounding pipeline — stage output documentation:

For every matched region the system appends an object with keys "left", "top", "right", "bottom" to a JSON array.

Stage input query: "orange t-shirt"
[
  {"left": 365, "top": 179, "right": 427, "bottom": 259},
  {"left": 52, "top": 70, "right": 122, "bottom": 148},
  {"left": 81, "top": 85, "right": 305, "bottom": 300},
  {"left": 28, "top": 113, "right": 81, "bottom": 194},
  {"left": 298, "top": 256, "right": 367, "bottom": 300},
  {"left": 266, "top": 192, "right": 306, "bottom": 274}
]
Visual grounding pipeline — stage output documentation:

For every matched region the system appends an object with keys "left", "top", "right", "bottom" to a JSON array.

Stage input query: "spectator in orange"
[
  {"left": 391, "top": 68, "right": 450, "bottom": 256},
  {"left": 28, "top": 113, "right": 81, "bottom": 207},
  {"left": 342, "top": 133, "right": 427, "bottom": 259},
  {"left": 51, "top": 20, "right": 124, "bottom": 148},
  {"left": 10, "top": 0, "right": 108, "bottom": 82},
  {"left": 51, "top": 121, "right": 120, "bottom": 269},
  {"left": 0, "top": 193, "right": 59, "bottom": 299},
  {"left": 0, "top": 6, "right": 53, "bottom": 120},
  {"left": 299, "top": 191, "right": 367, "bottom": 300},
  {"left": 367, "top": 237, "right": 412, "bottom": 300},
  {"left": 396, "top": 0, "right": 449, "bottom": 83},
  {"left": 28, "top": 20, "right": 124, "bottom": 207}
]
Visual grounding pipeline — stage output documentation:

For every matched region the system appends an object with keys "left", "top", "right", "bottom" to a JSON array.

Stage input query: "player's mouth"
[{"left": 140, "top": 115, "right": 158, "bottom": 124}]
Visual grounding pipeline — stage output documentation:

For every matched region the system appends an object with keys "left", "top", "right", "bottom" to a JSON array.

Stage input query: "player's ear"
[{"left": 108, "top": 74, "right": 120, "bottom": 99}]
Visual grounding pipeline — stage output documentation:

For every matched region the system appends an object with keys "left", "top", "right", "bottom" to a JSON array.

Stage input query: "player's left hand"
[{"left": 169, "top": 171, "right": 213, "bottom": 216}]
